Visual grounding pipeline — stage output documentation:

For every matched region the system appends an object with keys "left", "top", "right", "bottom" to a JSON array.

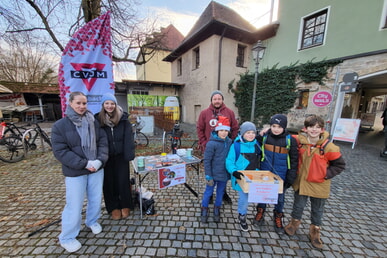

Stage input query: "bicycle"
[
  {"left": 163, "top": 121, "right": 183, "bottom": 154},
  {"left": 132, "top": 116, "right": 149, "bottom": 147},
  {"left": 0, "top": 120, "right": 31, "bottom": 139},
  {"left": 0, "top": 135, "right": 26, "bottom": 163},
  {"left": 0, "top": 120, "right": 27, "bottom": 162},
  {"left": 0, "top": 121, "right": 51, "bottom": 163},
  {"left": 22, "top": 123, "right": 52, "bottom": 151}
]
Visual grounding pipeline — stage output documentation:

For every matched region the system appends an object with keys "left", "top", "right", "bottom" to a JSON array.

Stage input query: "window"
[
  {"left": 300, "top": 9, "right": 328, "bottom": 50},
  {"left": 236, "top": 44, "right": 246, "bottom": 67},
  {"left": 297, "top": 90, "right": 309, "bottom": 109},
  {"left": 177, "top": 58, "right": 182, "bottom": 76},
  {"left": 193, "top": 47, "right": 200, "bottom": 69},
  {"left": 381, "top": 0, "right": 387, "bottom": 29},
  {"left": 131, "top": 90, "right": 149, "bottom": 95}
]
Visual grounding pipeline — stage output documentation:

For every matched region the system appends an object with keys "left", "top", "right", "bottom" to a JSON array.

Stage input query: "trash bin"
[{"left": 164, "top": 96, "right": 180, "bottom": 121}]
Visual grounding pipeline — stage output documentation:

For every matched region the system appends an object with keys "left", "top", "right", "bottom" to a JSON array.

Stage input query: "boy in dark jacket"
[
  {"left": 255, "top": 114, "right": 298, "bottom": 234},
  {"left": 200, "top": 116, "right": 232, "bottom": 223}
]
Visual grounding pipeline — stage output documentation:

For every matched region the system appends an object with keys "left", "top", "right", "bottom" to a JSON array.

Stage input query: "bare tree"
[
  {"left": 0, "top": 35, "right": 57, "bottom": 83},
  {"left": 0, "top": 0, "right": 165, "bottom": 65}
]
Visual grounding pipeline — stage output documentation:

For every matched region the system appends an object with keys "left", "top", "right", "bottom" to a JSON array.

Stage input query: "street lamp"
[{"left": 250, "top": 40, "right": 266, "bottom": 122}]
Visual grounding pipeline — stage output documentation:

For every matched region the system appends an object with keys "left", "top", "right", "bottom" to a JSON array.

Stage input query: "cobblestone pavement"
[{"left": 0, "top": 122, "right": 386, "bottom": 257}]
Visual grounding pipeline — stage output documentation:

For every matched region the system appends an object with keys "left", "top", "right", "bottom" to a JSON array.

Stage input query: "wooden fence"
[
  {"left": 129, "top": 107, "right": 175, "bottom": 131},
  {"left": 151, "top": 111, "right": 175, "bottom": 131}
]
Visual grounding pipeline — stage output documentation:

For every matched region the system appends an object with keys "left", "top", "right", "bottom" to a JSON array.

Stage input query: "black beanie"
[{"left": 270, "top": 114, "right": 287, "bottom": 129}]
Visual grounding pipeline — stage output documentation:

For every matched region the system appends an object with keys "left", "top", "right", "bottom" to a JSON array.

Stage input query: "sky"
[
  {"left": 117, "top": 0, "right": 278, "bottom": 80},
  {"left": 139, "top": 0, "right": 278, "bottom": 36}
]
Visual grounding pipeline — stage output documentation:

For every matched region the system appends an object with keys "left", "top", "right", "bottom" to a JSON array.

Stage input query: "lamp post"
[{"left": 250, "top": 41, "right": 266, "bottom": 122}]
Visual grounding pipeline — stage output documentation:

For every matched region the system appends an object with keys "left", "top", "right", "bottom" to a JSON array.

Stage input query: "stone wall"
[{"left": 287, "top": 53, "right": 387, "bottom": 131}]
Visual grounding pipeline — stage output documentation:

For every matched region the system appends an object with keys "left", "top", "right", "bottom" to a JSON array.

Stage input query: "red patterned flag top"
[{"left": 58, "top": 12, "right": 114, "bottom": 115}]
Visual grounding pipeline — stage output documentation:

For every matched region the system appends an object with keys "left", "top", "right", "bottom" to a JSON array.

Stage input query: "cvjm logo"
[{"left": 70, "top": 63, "right": 107, "bottom": 91}]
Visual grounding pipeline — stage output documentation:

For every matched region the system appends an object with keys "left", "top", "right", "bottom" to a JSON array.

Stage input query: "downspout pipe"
[{"left": 217, "top": 26, "right": 227, "bottom": 90}]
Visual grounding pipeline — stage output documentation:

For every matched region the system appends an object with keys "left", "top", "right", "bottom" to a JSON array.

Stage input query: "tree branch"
[
  {"left": 6, "top": 28, "right": 47, "bottom": 33},
  {"left": 25, "top": 0, "right": 64, "bottom": 51}
]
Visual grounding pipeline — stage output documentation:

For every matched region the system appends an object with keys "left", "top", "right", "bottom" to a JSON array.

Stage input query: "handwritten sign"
[
  {"left": 332, "top": 118, "right": 361, "bottom": 149},
  {"left": 247, "top": 182, "right": 279, "bottom": 204},
  {"left": 158, "top": 164, "right": 186, "bottom": 189},
  {"left": 312, "top": 91, "right": 332, "bottom": 107}
]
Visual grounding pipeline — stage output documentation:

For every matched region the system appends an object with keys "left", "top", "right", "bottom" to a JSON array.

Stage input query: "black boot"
[
  {"left": 214, "top": 206, "right": 221, "bottom": 223},
  {"left": 273, "top": 211, "right": 285, "bottom": 235},
  {"left": 238, "top": 213, "right": 249, "bottom": 231},
  {"left": 223, "top": 191, "right": 232, "bottom": 205},
  {"left": 252, "top": 207, "right": 265, "bottom": 228},
  {"left": 201, "top": 207, "right": 209, "bottom": 223}
]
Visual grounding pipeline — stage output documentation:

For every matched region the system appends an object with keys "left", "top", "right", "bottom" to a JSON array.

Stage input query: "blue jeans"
[
  {"left": 237, "top": 190, "right": 249, "bottom": 215},
  {"left": 257, "top": 191, "right": 286, "bottom": 213},
  {"left": 201, "top": 180, "right": 227, "bottom": 207},
  {"left": 59, "top": 169, "right": 104, "bottom": 244},
  {"left": 291, "top": 191, "right": 326, "bottom": 226}
]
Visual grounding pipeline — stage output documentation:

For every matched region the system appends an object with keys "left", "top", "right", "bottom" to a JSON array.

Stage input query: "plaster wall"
[{"left": 172, "top": 35, "right": 250, "bottom": 124}]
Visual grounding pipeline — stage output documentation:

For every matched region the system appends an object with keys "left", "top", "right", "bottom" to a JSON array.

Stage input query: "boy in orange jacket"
[{"left": 284, "top": 115, "right": 345, "bottom": 249}]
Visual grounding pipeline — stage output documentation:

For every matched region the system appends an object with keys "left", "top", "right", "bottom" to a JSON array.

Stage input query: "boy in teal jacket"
[{"left": 226, "top": 122, "right": 261, "bottom": 231}]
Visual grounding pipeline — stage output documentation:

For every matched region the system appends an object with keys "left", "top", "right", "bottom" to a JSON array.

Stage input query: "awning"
[
  {"left": 0, "top": 105, "right": 30, "bottom": 112},
  {"left": 0, "top": 84, "right": 13, "bottom": 93}
]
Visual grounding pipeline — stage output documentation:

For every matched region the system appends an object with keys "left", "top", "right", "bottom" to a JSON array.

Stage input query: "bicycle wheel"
[
  {"left": 135, "top": 132, "right": 149, "bottom": 147},
  {"left": 0, "top": 136, "right": 26, "bottom": 163},
  {"left": 24, "top": 129, "right": 52, "bottom": 151},
  {"left": 191, "top": 140, "right": 201, "bottom": 156}
]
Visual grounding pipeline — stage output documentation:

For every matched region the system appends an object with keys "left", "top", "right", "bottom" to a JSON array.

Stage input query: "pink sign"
[{"left": 312, "top": 91, "right": 332, "bottom": 107}]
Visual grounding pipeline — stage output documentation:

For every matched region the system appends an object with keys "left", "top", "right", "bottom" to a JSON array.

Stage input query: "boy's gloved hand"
[
  {"left": 207, "top": 179, "right": 214, "bottom": 186},
  {"left": 232, "top": 171, "right": 244, "bottom": 180},
  {"left": 205, "top": 175, "right": 214, "bottom": 186}
]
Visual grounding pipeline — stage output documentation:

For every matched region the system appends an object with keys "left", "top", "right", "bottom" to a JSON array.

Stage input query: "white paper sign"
[{"left": 247, "top": 182, "right": 279, "bottom": 204}]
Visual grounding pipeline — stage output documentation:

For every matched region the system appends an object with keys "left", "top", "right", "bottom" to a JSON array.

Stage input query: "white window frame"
[
  {"left": 380, "top": 0, "right": 387, "bottom": 29},
  {"left": 298, "top": 6, "right": 330, "bottom": 51}
]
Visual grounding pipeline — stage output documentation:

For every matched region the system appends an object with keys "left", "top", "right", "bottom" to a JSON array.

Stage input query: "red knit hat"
[{"left": 215, "top": 116, "right": 231, "bottom": 131}]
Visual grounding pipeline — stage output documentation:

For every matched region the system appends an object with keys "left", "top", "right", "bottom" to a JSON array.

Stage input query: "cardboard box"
[{"left": 237, "top": 170, "right": 283, "bottom": 194}]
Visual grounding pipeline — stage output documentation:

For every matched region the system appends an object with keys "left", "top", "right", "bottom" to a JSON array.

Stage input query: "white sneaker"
[
  {"left": 60, "top": 239, "right": 82, "bottom": 253},
  {"left": 89, "top": 223, "right": 102, "bottom": 234}
]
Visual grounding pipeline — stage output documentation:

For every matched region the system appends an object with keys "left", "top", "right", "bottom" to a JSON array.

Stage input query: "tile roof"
[
  {"left": 0, "top": 81, "right": 59, "bottom": 94},
  {"left": 164, "top": 1, "right": 279, "bottom": 62},
  {"left": 184, "top": 0, "right": 257, "bottom": 42},
  {"left": 160, "top": 24, "right": 184, "bottom": 51}
]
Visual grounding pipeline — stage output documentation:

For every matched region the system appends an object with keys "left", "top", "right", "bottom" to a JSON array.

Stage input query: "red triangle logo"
[{"left": 70, "top": 63, "right": 106, "bottom": 91}]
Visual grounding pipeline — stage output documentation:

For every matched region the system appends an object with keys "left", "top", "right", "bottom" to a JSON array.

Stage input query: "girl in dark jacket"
[
  {"left": 96, "top": 93, "right": 135, "bottom": 220},
  {"left": 52, "top": 91, "right": 108, "bottom": 253}
]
